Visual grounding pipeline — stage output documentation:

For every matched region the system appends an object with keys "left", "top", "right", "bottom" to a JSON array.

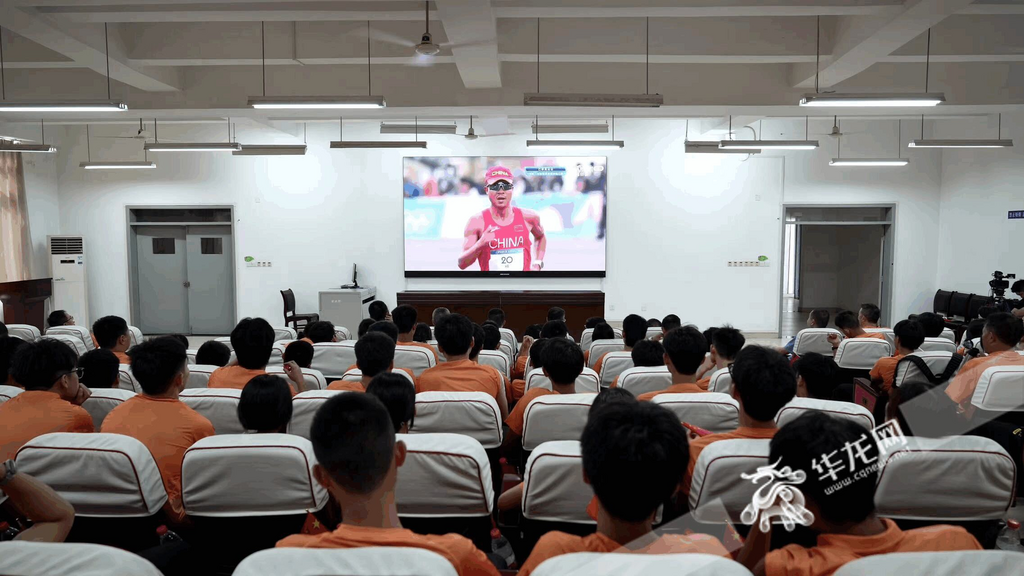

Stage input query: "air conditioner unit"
[{"left": 48, "top": 236, "right": 89, "bottom": 328}]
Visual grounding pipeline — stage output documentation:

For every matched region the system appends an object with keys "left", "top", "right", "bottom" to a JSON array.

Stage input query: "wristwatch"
[
  {"left": 0, "top": 459, "right": 15, "bottom": 486},
  {"left": 534, "top": 260, "right": 544, "bottom": 270}
]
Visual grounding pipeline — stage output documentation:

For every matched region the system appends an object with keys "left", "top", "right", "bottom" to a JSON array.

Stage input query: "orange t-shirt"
[
  {"left": 0, "top": 391, "right": 94, "bottom": 459},
  {"left": 327, "top": 380, "right": 365, "bottom": 392},
  {"left": 685, "top": 426, "right": 777, "bottom": 493},
  {"left": 276, "top": 524, "right": 499, "bottom": 576},
  {"left": 518, "top": 531, "right": 730, "bottom": 576},
  {"left": 505, "top": 388, "right": 556, "bottom": 436},
  {"left": 945, "top": 350, "right": 1024, "bottom": 406},
  {"left": 853, "top": 332, "right": 888, "bottom": 341},
  {"left": 637, "top": 382, "right": 706, "bottom": 402},
  {"left": 695, "top": 376, "right": 711, "bottom": 390},
  {"left": 207, "top": 365, "right": 267, "bottom": 390},
  {"left": 764, "top": 518, "right": 981, "bottom": 576},
  {"left": 101, "top": 395, "right": 215, "bottom": 523},
  {"left": 416, "top": 359, "right": 503, "bottom": 404},
  {"left": 399, "top": 340, "right": 441, "bottom": 363},
  {"left": 869, "top": 354, "right": 905, "bottom": 393},
  {"left": 113, "top": 350, "right": 131, "bottom": 365},
  {"left": 344, "top": 364, "right": 417, "bottom": 384},
  {"left": 592, "top": 351, "right": 613, "bottom": 375},
  {"left": 300, "top": 338, "right": 313, "bottom": 345},
  {"left": 511, "top": 378, "right": 527, "bottom": 401},
  {"left": 512, "top": 354, "right": 529, "bottom": 380}
]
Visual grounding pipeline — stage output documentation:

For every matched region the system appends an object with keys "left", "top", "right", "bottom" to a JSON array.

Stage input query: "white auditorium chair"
[
  {"left": 793, "top": 328, "right": 843, "bottom": 356},
  {"left": 645, "top": 327, "right": 663, "bottom": 340},
  {"left": 310, "top": 342, "right": 357, "bottom": 379},
  {"left": 499, "top": 327, "right": 518, "bottom": 354},
  {"left": 616, "top": 365, "right": 672, "bottom": 396},
  {"left": 521, "top": 441, "right": 595, "bottom": 546},
  {"left": 893, "top": 351, "right": 960, "bottom": 388},
  {"left": 266, "top": 365, "right": 327, "bottom": 391},
  {"left": 47, "top": 334, "right": 87, "bottom": 357},
  {"left": 179, "top": 388, "right": 245, "bottom": 434},
  {"left": 426, "top": 340, "right": 445, "bottom": 362},
  {"left": 874, "top": 436, "right": 1015, "bottom": 521},
  {"left": 273, "top": 326, "right": 297, "bottom": 341},
  {"left": 0, "top": 542, "right": 163, "bottom": 576},
  {"left": 497, "top": 340, "right": 514, "bottom": 362},
  {"left": 288, "top": 390, "right": 347, "bottom": 439},
  {"left": 580, "top": 327, "right": 622, "bottom": 352},
  {"left": 833, "top": 551, "right": 1024, "bottom": 576},
  {"left": 918, "top": 337, "right": 958, "bottom": 353},
  {"left": 863, "top": 327, "right": 897, "bottom": 349},
  {"left": 940, "top": 327, "right": 956, "bottom": 342},
  {"left": 267, "top": 340, "right": 290, "bottom": 368},
  {"left": 522, "top": 394, "right": 596, "bottom": 451},
  {"left": 15, "top": 432, "right": 169, "bottom": 551},
  {"left": 185, "top": 364, "right": 220, "bottom": 389},
  {"left": 334, "top": 326, "right": 352, "bottom": 341},
  {"left": 598, "top": 352, "right": 634, "bottom": 388},
  {"left": 186, "top": 348, "right": 198, "bottom": 364},
  {"left": 652, "top": 393, "right": 741, "bottom": 433},
  {"left": 708, "top": 368, "right": 733, "bottom": 394},
  {"left": 688, "top": 439, "right": 771, "bottom": 523},
  {"left": 530, "top": 553, "right": 754, "bottom": 576},
  {"left": 117, "top": 365, "right": 142, "bottom": 393},
  {"left": 775, "top": 397, "right": 874, "bottom": 430},
  {"left": 834, "top": 338, "right": 893, "bottom": 371},
  {"left": 339, "top": 368, "right": 416, "bottom": 386},
  {"left": 5, "top": 324, "right": 41, "bottom": 341},
  {"left": 214, "top": 336, "right": 234, "bottom": 350},
  {"left": 588, "top": 340, "right": 624, "bottom": 368},
  {"left": 45, "top": 325, "right": 96, "bottom": 351},
  {"left": 128, "top": 326, "right": 144, "bottom": 348},
  {"left": 0, "top": 384, "right": 24, "bottom": 403},
  {"left": 410, "top": 391, "right": 502, "bottom": 449},
  {"left": 394, "top": 344, "right": 437, "bottom": 377},
  {"left": 478, "top": 349, "right": 510, "bottom": 379},
  {"left": 525, "top": 367, "right": 601, "bottom": 394},
  {"left": 82, "top": 388, "right": 136, "bottom": 429},
  {"left": 971, "top": 365, "right": 1024, "bottom": 414},
  {"left": 232, "top": 547, "right": 459, "bottom": 576}
]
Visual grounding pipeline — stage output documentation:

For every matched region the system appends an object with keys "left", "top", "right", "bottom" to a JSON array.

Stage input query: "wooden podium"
[
  {"left": 0, "top": 278, "right": 53, "bottom": 331},
  {"left": 396, "top": 290, "right": 604, "bottom": 341}
]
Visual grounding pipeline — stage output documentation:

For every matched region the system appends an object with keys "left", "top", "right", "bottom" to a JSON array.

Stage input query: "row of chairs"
[{"left": 793, "top": 327, "right": 957, "bottom": 359}]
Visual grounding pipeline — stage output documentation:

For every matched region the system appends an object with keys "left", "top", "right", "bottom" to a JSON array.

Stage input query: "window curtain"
[{"left": 0, "top": 152, "right": 31, "bottom": 282}]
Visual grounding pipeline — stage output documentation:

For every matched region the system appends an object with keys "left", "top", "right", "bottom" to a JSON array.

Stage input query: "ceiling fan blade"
[{"left": 354, "top": 27, "right": 416, "bottom": 48}]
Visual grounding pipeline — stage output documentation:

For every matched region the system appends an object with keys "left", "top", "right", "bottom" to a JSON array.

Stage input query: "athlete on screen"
[{"left": 458, "top": 166, "right": 547, "bottom": 272}]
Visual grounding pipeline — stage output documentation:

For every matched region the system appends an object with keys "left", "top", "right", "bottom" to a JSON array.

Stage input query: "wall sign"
[{"left": 1010, "top": 211, "right": 1024, "bottom": 219}]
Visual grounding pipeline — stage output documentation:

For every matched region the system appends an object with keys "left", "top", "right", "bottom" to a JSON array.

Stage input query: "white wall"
[{"left": 21, "top": 144, "right": 61, "bottom": 280}]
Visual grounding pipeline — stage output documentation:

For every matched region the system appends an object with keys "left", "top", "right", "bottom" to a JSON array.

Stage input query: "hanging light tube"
[
  {"left": 719, "top": 140, "right": 818, "bottom": 150},
  {"left": 685, "top": 141, "right": 760, "bottom": 154},
  {"left": 80, "top": 161, "right": 156, "bottom": 169},
  {"left": 233, "top": 144, "right": 308, "bottom": 155},
  {"left": 829, "top": 158, "right": 909, "bottom": 166},
  {"left": 0, "top": 142, "right": 56, "bottom": 153}
]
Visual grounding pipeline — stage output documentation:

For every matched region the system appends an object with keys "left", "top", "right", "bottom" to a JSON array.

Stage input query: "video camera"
[{"left": 990, "top": 270, "right": 1017, "bottom": 305}]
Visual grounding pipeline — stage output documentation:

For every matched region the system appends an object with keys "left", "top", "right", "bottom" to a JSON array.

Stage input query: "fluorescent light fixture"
[
  {"left": 0, "top": 142, "right": 56, "bottom": 153},
  {"left": 531, "top": 124, "right": 609, "bottom": 134},
  {"left": 526, "top": 139, "right": 624, "bottom": 149},
  {"left": 144, "top": 142, "right": 242, "bottom": 152},
  {"left": 524, "top": 93, "right": 663, "bottom": 108},
  {"left": 380, "top": 124, "right": 456, "bottom": 135},
  {"left": 908, "top": 139, "right": 1013, "bottom": 149},
  {"left": 80, "top": 161, "right": 156, "bottom": 170},
  {"left": 829, "top": 158, "right": 909, "bottom": 167},
  {"left": 685, "top": 141, "right": 760, "bottom": 154},
  {"left": 248, "top": 96, "right": 385, "bottom": 109},
  {"left": 0, "top": 99, "right": 127, "bottom": 113},
  {"left": 719, "top": 140, "right": 819, "bottom": 150},
  {"left": 800, "top": 93, "right": 945, "bottom": 107},
  {"left": 233, "top": 144, "right": 307, "bottom": 156},
  {"left": 330, "top": 141, "right": 427, "bottom": 149}
]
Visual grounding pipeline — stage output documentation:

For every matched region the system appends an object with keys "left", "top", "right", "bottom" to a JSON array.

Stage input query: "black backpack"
[{"left": 894, "top": 353, "right": 964, "bottom": 387}]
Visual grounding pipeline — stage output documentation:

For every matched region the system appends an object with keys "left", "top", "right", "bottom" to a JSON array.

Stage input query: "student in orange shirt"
[
  {"left": 283, "top": 340, "right": 314, "bottom": 369},
  {"left": 0, "top": 336, "right": 27, "bottom": 387},
  {"left": 471, "top": 322, "right": 511, "bottom": 401},
  {"left": 649, "top": 313, "right": 682, "bottom": 342},
  {"left": 738, "top": 412, "right": 981, "bottom": 576},
  {"left": 101, "top": 337, "right": 215, "bottom": 524},
  {"left": 0, "top": 339, "right": 94, "bottom": 459},
  {"left": 945, "top": 312, "right": 1024, "bottom": 410},
  {"left": 342, "top": 323, "right": 417, "bottom": 383},
  {"left": 510, "top": 338, "right": 549, "bottom": 402},
  {"left": 46, "top": 310, "right": 75, "bottom": 329},
  {"left": 413, "top": 323, "right": 432, "bottom": 343},
  {"left": 592, "top": 314, "right": 647, "bottom": 375},
  {"left": 685, "top": 345, "right": 796, "bottom": 493},
  {"left": 779, "top": 310, "right": 830, "bottom": 357},
  {"left": 78, "top": 348, "right": 120, "bottom": 389},
  {"left": 913, "top": 311, "right": 947, "bottom": 339},
  {"left": 92, "top": 315, "right": 132, "bottom": 364},
  {"left": 417, "top": 313, "right": 509, "bottom": 420},
  {"left": 487, "top": 307, "right": 506, "bottom": 329},
  {"left": 357, "top": 318, "right": 375, "bottom": 339},
  {"left": 368, "top": 300, "right": 391, "bottom": 322},
  {"left": 518, "top": 401, "right": 729, "bottom": 576},
  {"left": 827, "top": 310, "right": 888, "bottom": 350},
  {"left": 858, "top": 303, "right": 883, "bottom": 329},
  {"left": 611, "top": 339, "right": 664, "bottom": 388},
  {"left": 276, "top": 393, "right": 500, "bottom": 576},
  {"left": 195, "top": 340, "right": 232, "bottom": 367},
  {"left": 513, "top": 324, "right": 543, "bottom": 380},
  {"left": 503, "top": 338, "right": 583, "bottom": 444},
  {"left": 303, "top": 321, "right": 337, "bottom": 345},
  {"left": 366, "top": 373, "right": 416, "bottom": 433},
  {"left": 330, "top": 332, "right": 397, "bottom": 392},
  {"left": 793, "top": 352, "right": 840, "bottom": 400},
  {"left": 481, "top": 322, "right": 503, "bottom": 355},
  {"left": 637, "top": 326, "right": 708, "bottom": 401},
  {"left": 868, "top": 319, "right": 925, "bottom": 393},
  {"left": 392, "top": 305, "right": 440, "bottom": 363},
  {"left": 583, "top": 322, "right": 616, "bottom": 367},
  {"left": 694, "top": 326, "right": 745, "bottom": 389},
  {"left": 237, "top": 374, "right": 293, "bottom": 433},
  {"left": 209, "top": 318, "right": 305, "bottom": 393}
]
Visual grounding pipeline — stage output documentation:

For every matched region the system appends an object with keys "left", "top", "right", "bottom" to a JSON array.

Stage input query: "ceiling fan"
[
  {"left": 463, "top": 116, "right": 514, "bottom": 139},
  {"left": 95, "top": 119, "right": 151, "bottom": 140},
  {"left": 359, "top": 2, "right": 488, "bottom": 66}
]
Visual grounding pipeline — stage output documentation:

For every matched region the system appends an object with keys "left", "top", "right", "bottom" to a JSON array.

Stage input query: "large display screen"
[{"left": 403, "top": 156, "right": 607, "bottom": 277}]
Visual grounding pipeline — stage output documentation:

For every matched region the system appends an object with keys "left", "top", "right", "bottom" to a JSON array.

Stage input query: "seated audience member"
[
  {"left": 0, "top": 466, "right": 76, "bottom": 543},
  {"left": 46, "top": 310, "right": 74, "bottom": 328},
  {"left": 487, "top": 308, "right": 506, "bottom": 328},
  {"left": 368, "top": 301, "right": 391, "bottom": 322},
  {"left": 859, "top": 303, "right": 883, "bottom": 329},
  {"left": 303, "top": 321, "right": 337, "bottom": 345},
  {"left": 540, "top": 319, "right": 569, "bottom": 340},
  {"left": 481, "top": 322, "right": 503, "bottom": 353},
  {"left": 367, "top": 321, "right": 400, "bottom": 343},
  {"left": 945, "top": 313, "right": 1024, "bottom": 411},
  {"left": 779, "top": 309, "right": 830, "bottom": 356},
  {"left": 357, "top": 318, "right": 375, "bottom": 339},
  {"left": 77, "top": 349, "right": 120, "bottom": 389},
  {"left": 366, "top": 373, "right": 415, "bottom": 434},
  {"left": 102, "top": 337, "right": 215, "bottom": 523},
  {"left": 585, "top": 316, "right": 605, "bottom": 330},
  {"left": 504, "top": 338, "right": 584, "bottom": 443},
  {"left": 392, "top": 305, "right": 440, "bottom": 362},
  {"left": 738, "top": 412, "right": 980, "bottom": 576},
  {"left": 209, "top": 318, "right": 305, "bottom": 393},
  {"left": 238, "top": 374, "right": 293, "bottom": 433},
  {"left": 167, "top": 334, "right": 190, "bottom": 349},
  {"left": 685, "top": 346, "right": 796, "bottom": 492},
  {"left": 283, "top": 340, "right": 314, "bottom": 369},
  {"left": 413, "top": 323, "right": 432, "bottom": 343},
  {"left": 93, "top": 315, "right": 132, "bottom": 364},
  {"left": 695, "top": 326, "right": 745, "bottom": 389},
  {"left": 637, "top": 327, "right": 708, "bottom": 401},
  {"left": 510, "top": 338, "right": 550, "bottom": 401},
  {"left": 417, "top": 313, "right": 509, "bottom": 419},
  {"left": 518, "top": 402, "right": 728, "bottom": 576},
  {"left": 547, "top": 307, "right": 566, "bottom": 323},
  {"left": 0, "top": 340, "right": 94, "bottom": 459},
  {"left": 611, "top": 339, "right": 665, "bottom": 387},
  {"left": 887, "top": 380, "right": 957, "bottom": 438},
  {"left": 593, "top": 314, "right": 647, "bottom": 375},
  {"left": 647, "top": 318, "right": 662, "bottom": 327},
  {"left": 196, "top": 340, "right": 232, "bottom": 367},
  {"left": 652, "top": 314, "right": 683, "bottom": 341},
  {"left": 513, "top": 323, "right": 544, "bottom": 380},
  {"left": 913, "top": 311, "right": 947, "bottom": 339},
  {"left": 868, "top": 319, "right": 925, "bottom": 393},
  {"left": 0, "top": 336, "right": 27, "bottom": 386},
  {"left": 827, "top": 310, "right": 888, "bottom": 349},
  {"left": 469, "top": 323, "right": 486, "bottom": 361},
  {"left": 431, "top": 307, "right": 450, "bottom": 327},
  {"left": 958, "top": 318, "right": 987, "bottom": 355},
  {"left": 330, "top": 332, "right": 397, "bottom": 392},
  {"left": 276, "top": 394, "right": 500, "bottom": 576},
  {"left": 1012, "top": 280, "right": 1024, "bottom": 319},
  {"left": 584, "top": 322, "right": 617, "bottom": 366},
  {"left": 794, "top": 352, "right": 839, "bottom": 400}
]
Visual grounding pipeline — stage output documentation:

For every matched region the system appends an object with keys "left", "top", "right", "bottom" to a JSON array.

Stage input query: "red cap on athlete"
[{"left": 485, "top": 166, "right": 513, "bottom": 186}]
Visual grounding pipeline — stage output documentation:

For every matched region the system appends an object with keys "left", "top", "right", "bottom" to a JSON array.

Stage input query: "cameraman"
[{"left": 1011, "top": 280, "right": 1024, "bottom": 319}]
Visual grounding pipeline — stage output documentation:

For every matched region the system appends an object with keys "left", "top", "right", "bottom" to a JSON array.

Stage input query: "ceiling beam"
[
  {"left": 36, "top": 7, "right": 437, "bottom": 23},
  {"left": 434, "top": 0, "right": 502, "bottom": 89}
]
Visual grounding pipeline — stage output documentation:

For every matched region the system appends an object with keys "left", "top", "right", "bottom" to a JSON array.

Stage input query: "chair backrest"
[
  {"left": 834, "top": 338, "right": 893, "bottom": 370},
  {"left": 775, "top": 397, "right": 874, "bottom": 430},
  {"left": 793, "top": 328, "right": 843, "bottom": 356},
  {"left": 497, "top": 340, "right": 513, "bottom": 362},
  {"left": 45, "top": 325, "right": 95, "bottom": 351},
  {"left": 182, "top": 433, "right": 328, "bottom": 517},
  {"left": 185, "top": 364, "right": 220, "bottom": 389},
  {"left": 708, "top": 368, "right": 733, "bottom": 393},
  {"left": 645, "top": 327, "right": 663, "bottom": 340},
  {"left": 652, "top": 393, "right": 741, "bottom": 433},
  {"left": 46, "top": 334, "right": 86, "bottom": 357},
  {"left": 875, "top": 436, "right": 1016, "bottom": 520},
  {"left": 834, "top": 551, "right": 1024, "bottom": 576},
  {"left": 179, "top": 388, "right": 245, "bottom": 434},
  {"left": 918, "top": 337, "right": 958, "bottom": 353},
  {"left": 580, "top": 328, "right": 623, "bottom": 352},
  {"left": 232, "top": 547, "right": 459, "bottom": 576},
  {"left": 522, "top": 393, "right": 596, "bottom": 451},
  {"left": 186, "top": 348, "right": 198, "bottom": 364},
  {"left": 499, "top": 327, "right": 517, "bottom": 353},
  {"left": 310, "top": 342, "right": 358, "bottom": 378},
  {"left": 599, "top": 352, "right": 634, "bottom": 388},
  {"left": 522, "top": 440, "right": 593, "bottom": 524},
  {"left": 894, "top": 351, "right": 957, "bottom": 388},
  {"left": 274, "top": 326, "right": 297, "bottom": 341},
  {"left": 117, "top": 365, "right": 142, "bottom": 393},
  {"left": 340, "top": 368, "right": 416, "bottom": 386},
  {"left": 214, "top": 335, "right": 234, "bottom": 350},
  {"left": 267, "top": 340, "right": 289, "bottom": 368},
  {"left": 288, "top": 390, "right": 348, "bottom": 439},
  {"left": 588, "top": 340, "right": 624, "bottom": 367},
  {"left": 863, "top": 327, "right": 896, "bottom": 350},
  {"left": 410, "top": 391, "right": 502, "bottom": 449},
  {"left": 5, "top": 324, "right": 41, "bottom": 341},
  {"left": 0, "top": 542, "right": 164, "bottom": 576},
  {"left": 128, "top": 325, "right": 144, "bottom": 348},
  {"left": 335, "top": 326, "right": 352, "bottom": 341},
  {"left": 530, "top": 553, "right": 754, "bottom": 576},
  {"left": 15, "top": 432, "right": 168, "bottom": 517},
  {"left": 688, "top": 439, "right": 771, "bottom": 523},
  {"left": 394, "top": 433, "right": 494, "bottom": 517},
  {"left": 525, "top": 368, "right": 600, "bottom": 394},
  {"left": 940, "top": 327, "right": 956, "bottom": 342},
  {"left": 477, "top": 349, "right": 510, "bottom": 379},
  {"left": 82, "top": 388, "right": 136, "bottom": 429},
  {"left": 972, "top": 365, "right": 1024, "bottom": 411},
  {"left": 616, "top": 365, "right": 672, "bottom": 396},
  {"left": 0, "top": 384, "right": 23, "bottom": 403},
  {"left": 266, "top": 366, "right": 327, "bottom": 391},
  {"left": 281, "top": 289, "right": 297, "bottom": 317},
  {"left": 394, "top": 345, "right": 437, "bottom": 377}
]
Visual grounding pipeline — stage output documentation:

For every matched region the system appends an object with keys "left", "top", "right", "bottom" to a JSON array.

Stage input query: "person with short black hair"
[
  {"left": 584, "top": 322, "right": 617, "bottom": 366},
  {"left": 695, "top": 325, "right": 745, "bottom": 388},
  {"left": 654, "top": 314, "right": 682, "bottom": 341},
  {"left": 487, "top": 308, "right": 506, "bottom": 328},
  {"left": 584, "top": 316, "right": 605, "bottom": 330},
  {"left": 481, "top": 322, "right": 502, "bottom": 352},
  {"left": 0, "top": 336, "right": 26, "bottom": 386},
  {"left": 413, "top": 323, "right": 432, "bottom": 343},
  {"left": 828, "top": 311, "right": 888, "bottom": 350},
  {"left": 738, "top": 412, "right": 980, "bottom": 575},
  {"left": 209, "top": 318, "right": 305, "bottom": 394},
  {"left": 101, "top": 337, "right": 215, "bottom": 524},
  {"left": 794, "top": 352, "right": 839, "bottom": 400},
  {"left": 196, "top": 340, "right": 232, "bottom": 367},
  {"left": 357, "top": 318, "right": 375, "bottom": 339},
  {"left": 637, "top": 327, "right": 709, "bottom": 401},
  {"left": 431, "top": 307, "right": 450, "bottom": 327},
  {"left": 913, "top": 311, "right": 947, "bottom": 339},
  {"left": 238, "top": 374, "right": 293, "bottom": 433},
  {"left": 0, "top": 322, "right": 6, "bottom": 338},
  {"left": 540, "top": 319, "right": 568, "bottom": 340},
  {"left": 275, "top": 394, "right": 500, "bottom": 575},
  {"left": 647, "top": 318, "right": 661, "bottom": 327},
  {"left": 167, "top": 334, "right": 190, "bottom": 349},
  {"left": 868, "top": 319, "right": 925, "bottom": 393},
  {"left": 92, "top": 315, "right": 132, "bottom": 364},
  {"left": 779, "top": 309, "right": 830, "bottom": 356},
  {"left": 78, "top": 348, "right": 121, "bottom": 389},
  {"left": 46, "top": 310, "right": 74, "bottom": 329},
  {"left": 1, "top": 339, "right": 94, "bottom": 459},
  {"left": 283, "top": 340, "right": 314, "bottom": 369},
  {"left": 504, "top": 338, "right": 584, "bottom": 442},
  {"left": 946, "top": 312, "right": 1024, "bottom": 410},
  {"left": 518, "top": 402, "right": 728, "bottom": 575},
  {"left": 513, "top": 323, "right": 545, "bottom": 381},
  {"left": 609, "top": 339, "right": 664, "bottom": 387},
  {"left": 509, "top": 338, "right": 550, "bottom": 401},
  {"left": 367, "top": 321, "right": 400, "bottom": 343},
  {"left": 392, "top": 305, "right": 440, "bottom": 363},
  {"left": 859, "top": 303, "right": 882, "bottom": 328},
  {"left": 366, "top": 373, "right": 415, "bottom": 433},
  {"left": 469, "top": 323, "right": 486, "bottom": 362},
  {"left": 592, "top": 314, "right": 647, "bottom": 375},
  {"left": 547, "top": 307, "right": 566, "bottom": 322},
  {"left": 303, "top": 321, "right": 337, "bottom": 344},
  {"left": 524, "top": 323, "right": 543, "bottom": 340},
  {"left": 368, "top": 300, "right": 391, "bottom": 322},
  {"left": 329, "top": 332, "right": 397, "bottom": 393}
]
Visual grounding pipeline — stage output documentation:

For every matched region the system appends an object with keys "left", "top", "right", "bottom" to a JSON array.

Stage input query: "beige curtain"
[{"left": 0, "top": 152, "right": 32, "bottom": 282}]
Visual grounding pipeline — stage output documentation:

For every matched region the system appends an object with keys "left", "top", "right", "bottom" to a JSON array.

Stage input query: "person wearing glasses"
[
  {"left": 0, "top": 339, "right": 94, "bottom": 460},
  {"left": 46, "top": 310, "right": 75, "bottom": 329},
  {"left": 457, "top": 165, "right": 547, "bottom": 272}
]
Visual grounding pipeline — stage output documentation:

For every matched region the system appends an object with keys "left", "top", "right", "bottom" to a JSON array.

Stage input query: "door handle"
[{"left": 184, "top": 281, "right": 191, "bottom": 288}]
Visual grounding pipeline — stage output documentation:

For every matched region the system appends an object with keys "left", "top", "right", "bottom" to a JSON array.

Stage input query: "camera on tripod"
[{"left": 990, "top": 270, "right": 1017, "bottom": 304}]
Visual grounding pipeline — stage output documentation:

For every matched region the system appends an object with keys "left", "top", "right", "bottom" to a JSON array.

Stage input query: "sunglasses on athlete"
[{"left": 486, "top": 181, "right": 513, "bottom": 192}]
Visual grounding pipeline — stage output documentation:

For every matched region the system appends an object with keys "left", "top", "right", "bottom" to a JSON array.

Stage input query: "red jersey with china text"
[{"left": 479, "top": 207, "right": 532, "bottom": 271}]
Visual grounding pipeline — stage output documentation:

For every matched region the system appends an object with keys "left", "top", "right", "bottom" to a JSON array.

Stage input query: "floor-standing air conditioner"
[{"left": 48, "top": 236, "right": 89, "bottom": 328}]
